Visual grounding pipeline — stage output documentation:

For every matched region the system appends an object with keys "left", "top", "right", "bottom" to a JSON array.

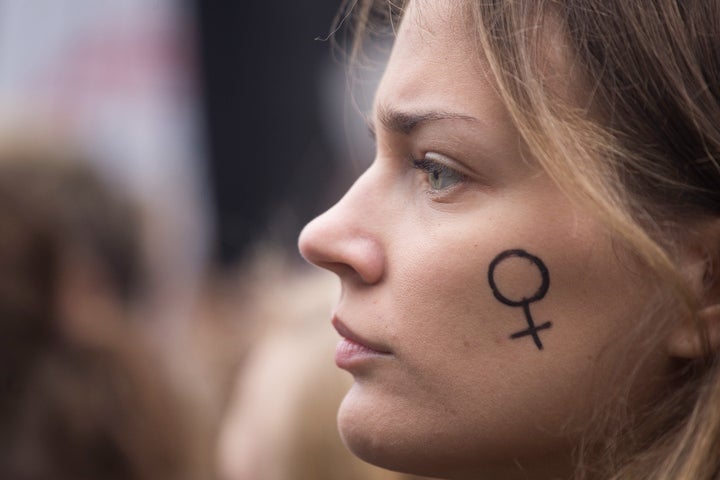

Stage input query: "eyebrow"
[{"left": 368, "top": 104, "right": 481, "bottom": 138}]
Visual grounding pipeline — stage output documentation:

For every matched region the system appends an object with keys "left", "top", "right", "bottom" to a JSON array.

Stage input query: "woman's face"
[{"left": 299, "top": 1, "right": 669, "bottom": 478}]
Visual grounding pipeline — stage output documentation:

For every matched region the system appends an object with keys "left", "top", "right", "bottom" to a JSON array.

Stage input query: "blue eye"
[{"left": 412, "top": 154, "right": 465, "bottom": 191}]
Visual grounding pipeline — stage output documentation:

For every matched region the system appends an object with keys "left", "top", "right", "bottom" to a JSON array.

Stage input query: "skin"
[{"left": 299, "top": 1, "right": 673, "bottom": 478}]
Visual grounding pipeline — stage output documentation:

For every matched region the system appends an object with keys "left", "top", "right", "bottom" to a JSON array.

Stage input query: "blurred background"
[
  {"left": 0, "top": 1, "right": 431, "bottom": 480},
  {"left": 0, "top": 0, "right": 377, "bottom": 282},
  {"left": 198, "top": 0, "right": 374, "bottom": 267}
]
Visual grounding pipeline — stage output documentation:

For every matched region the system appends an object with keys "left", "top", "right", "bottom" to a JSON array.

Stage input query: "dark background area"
[{"left": 194, "top": 1, "right": 346, "bottom": 268}]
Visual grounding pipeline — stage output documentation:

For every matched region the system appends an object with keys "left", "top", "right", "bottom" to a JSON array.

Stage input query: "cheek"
[
  {"left": 382, "top": 203, "right": 654, "bottom": 433},
  {"left": 338, "top": 183, "right": 663, "bottom": 474}
]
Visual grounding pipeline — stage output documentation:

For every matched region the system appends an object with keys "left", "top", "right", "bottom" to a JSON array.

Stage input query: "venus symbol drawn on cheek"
[{"left": 487, "top": 249, "right": 552, "bottom": 350}]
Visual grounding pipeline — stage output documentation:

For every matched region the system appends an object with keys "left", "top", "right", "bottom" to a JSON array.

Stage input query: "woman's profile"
[{"left": 299, "top": 0, "right": 720, "bottom": 479}]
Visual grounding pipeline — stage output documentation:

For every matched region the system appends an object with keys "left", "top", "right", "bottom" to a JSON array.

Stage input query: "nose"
[{"left": 298, "top": 168, "right": 385, "bottom": 285}]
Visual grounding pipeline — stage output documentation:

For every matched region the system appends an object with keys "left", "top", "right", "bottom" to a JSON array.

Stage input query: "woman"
[{"left": 299, "top": 0, "right": 720, "bottom": 479}]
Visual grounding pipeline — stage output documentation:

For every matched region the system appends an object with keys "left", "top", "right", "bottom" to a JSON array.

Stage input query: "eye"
[{"left": 412, "top": 153, "right": 465, "bottom": 191}]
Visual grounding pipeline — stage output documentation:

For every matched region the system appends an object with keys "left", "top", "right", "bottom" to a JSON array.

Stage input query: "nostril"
[{"left": 314, "top": 261, "right": 365, "bottom": 282}]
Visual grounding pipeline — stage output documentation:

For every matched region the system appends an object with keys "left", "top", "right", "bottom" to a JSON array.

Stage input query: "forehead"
[
  {"left": 372, "top": 0, "right": 582, "bottom": 126},
  {"left": 373, "top": 0, "right": 507, "bottom": 127},
  {"left": 399, "top": 0, "right": 471, "bottom": 47}
]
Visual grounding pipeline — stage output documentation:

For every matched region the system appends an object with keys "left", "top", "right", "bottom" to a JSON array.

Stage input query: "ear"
[
  {"left": 666, "top": 305, "right": 720, "bottom": 359},
  {"left": 666, "top": 224, "right": 720, "bottom": 359}
]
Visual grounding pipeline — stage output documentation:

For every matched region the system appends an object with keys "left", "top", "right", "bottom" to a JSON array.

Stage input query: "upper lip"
[{"left": 332, "top": 316, "right": 392, "bottom": 354}]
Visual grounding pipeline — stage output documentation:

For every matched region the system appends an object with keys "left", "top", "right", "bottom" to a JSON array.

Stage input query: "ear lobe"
[{"left": 666, "top": 304, "right": 720, "bottom": 359}]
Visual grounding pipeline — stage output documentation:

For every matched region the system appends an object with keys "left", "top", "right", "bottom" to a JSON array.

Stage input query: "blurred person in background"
[
  {"left": 0, "top": 138, "right": 214, "bottom": 480},
  {"left": 0, "top": 3, "right": 239, "bottom": 462}
]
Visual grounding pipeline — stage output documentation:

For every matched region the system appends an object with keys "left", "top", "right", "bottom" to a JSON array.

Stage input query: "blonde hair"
[{"left": 334, "top": 0, "right": 720, "bottom": 478}]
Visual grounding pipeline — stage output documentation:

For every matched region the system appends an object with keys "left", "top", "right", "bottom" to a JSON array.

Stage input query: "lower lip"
[{"left": 335, "top": 338, "right": 389, "bottom": 370}]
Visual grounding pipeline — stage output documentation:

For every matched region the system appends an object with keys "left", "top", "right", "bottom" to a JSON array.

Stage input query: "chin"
[
  {"left": 336, "top": 385, "right": 574, "bottom": 480},
  {"left": 338, "top": 386, "right": 419, "bottom": 472},
  {"left": 336, "top": 386, "right": 458, "bottom": 478}
]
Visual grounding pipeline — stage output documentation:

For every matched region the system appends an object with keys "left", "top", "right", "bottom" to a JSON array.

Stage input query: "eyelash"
[{"left": 411, "top": 155, "right": 466, "bottom": 192}]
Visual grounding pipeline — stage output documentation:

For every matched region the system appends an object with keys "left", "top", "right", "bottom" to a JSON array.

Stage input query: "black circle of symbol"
[{"left": 487, "top": 249, "right": 549, "bottom": 307}]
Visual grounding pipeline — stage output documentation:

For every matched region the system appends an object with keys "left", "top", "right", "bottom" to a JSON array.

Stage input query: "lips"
[
  {"left": 332, "top": 316, "right": 392, "bottom": 370},
  {"left": 332, "top": 316, "right": 391, "bottom": 354}
]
